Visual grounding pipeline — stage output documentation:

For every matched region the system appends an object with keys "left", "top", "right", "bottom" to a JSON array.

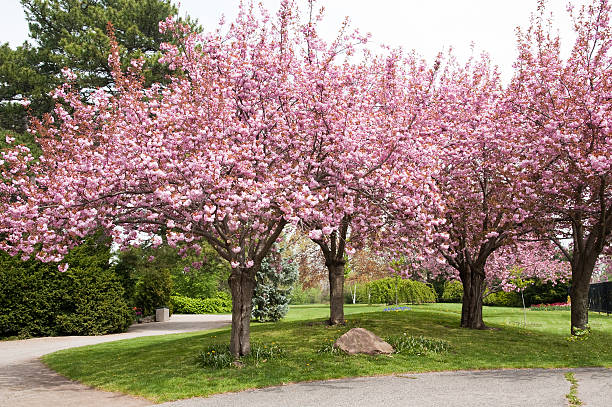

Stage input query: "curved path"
[
  {"left": 160, "top": 367, "right": 612, "bottom": 407},
  {"left": 0, "top": 314, "right": 232, "bottom": 407}
]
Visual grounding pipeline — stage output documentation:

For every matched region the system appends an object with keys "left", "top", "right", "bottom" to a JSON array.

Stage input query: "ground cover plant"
[{"left": 42, "top": 304, "right": 612, "bottom": 402}]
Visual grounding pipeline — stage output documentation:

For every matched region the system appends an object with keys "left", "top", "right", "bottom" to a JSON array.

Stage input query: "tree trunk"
[
  {"left": 328, "top": 261, "right": 345, "bottom": 325},
  {"left": 570, "top": 254, "right": 596, "bottom": 334},
  {"left": 228, "top": 268, "right": 256, "bottom": 357},
  {"left": 459, "top": 264, "right": 487, "bottom": 329},
  {"left": 521, "top": 290, "right": 527, "bottom": 328},
  {"left": 352, "top": 284, "right": 357, "bottom": 304}
]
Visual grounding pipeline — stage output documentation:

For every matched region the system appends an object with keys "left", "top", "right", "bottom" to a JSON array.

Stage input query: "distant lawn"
[
  {"left": 282, "top": 303, "right": 383, "bottom": 321},
  {"left": 42, "top": 303, "right": 612, "bottom": 402}
]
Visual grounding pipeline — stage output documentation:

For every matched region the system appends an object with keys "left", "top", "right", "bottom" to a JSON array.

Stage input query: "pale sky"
[{"left": 0, "top": 0, "right": 590, "bottom": 82}]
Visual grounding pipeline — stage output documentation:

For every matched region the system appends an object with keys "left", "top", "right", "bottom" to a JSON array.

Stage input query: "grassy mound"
[{"left": 42, "top": 304, "right": 612, "bottom": 402}]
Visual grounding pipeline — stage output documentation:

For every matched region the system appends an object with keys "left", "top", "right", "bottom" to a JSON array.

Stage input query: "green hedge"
[
  {"left": 170, "top": 294, "right": 232, "bottom": 314},
  {"left": 346, "top": 277, "right": 436, "bottom": 305},
  {"left": 0, "top": 237, "right": 132, "bottom": 338}
]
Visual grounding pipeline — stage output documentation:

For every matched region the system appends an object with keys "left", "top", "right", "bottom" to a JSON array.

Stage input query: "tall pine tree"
[{"left": 0, "top": 0, "right": 192, "bottom": 132}]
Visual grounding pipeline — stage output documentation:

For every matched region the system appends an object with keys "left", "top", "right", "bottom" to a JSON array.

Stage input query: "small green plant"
[
  {"left": 385, "top": 334, "right": 451, "bottom": 355},
  {"left": 317, "top": 338, "right": 343, "bottom": 355},
  {"left": 198, "top": 342, "right": 285, "bottom": 369},
  {"left": 564, "top": 372, "right": 583, "bottom": 406},
  {"left": 198, "top": 344, "right": 235, "bottom": 369},
  {"left": 248, "top": 342, "right": 285, "bottom": 363},
  {"left": 567, "top": 326, "right": 591, "bottom": 342},
  {"left": 252, "top": 249, "right": 298, "bottom": 322}
]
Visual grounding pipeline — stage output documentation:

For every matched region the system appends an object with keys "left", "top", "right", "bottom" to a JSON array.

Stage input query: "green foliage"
[
  {"left": 564, "top": 372, "right": 583, "bottom": 406},
  {"left": 170, "top": 295, "right": 232, "bottom": 314},
  {"left": 522, "top": 279, "right": 570, "bottom": 306},
  {"left": 289, "top": 284, "right": 325, "bottom": 304},
  {"left": 484, "top": 278, "right": 570, "bottom": 307},
  {"left": 0, "top": 43, "right": 51, "bottom": 131},
  {"left": 440, "top": 280, "right": 463, "bottom": 303},
  {"left": 317, "top": 338, "right": 343, "bottom": 354},
  {"left": 114, "top": 242, "right": 230, "bottom": 314},
  {"left": 483, "top": 290, "right": 522, "bottom": 307},
  {"left": 171, "top": 244, "right": 230, "bottom": 299},
  {"left": 134, "top": 268, "right": 172, "bottom": 316},
  {"left": 384, "top": 334, "right": 451, "bottom": 355},
  {"left": 0, "top": 234, "right": 132, "bottom": 338},
  {"left": 199, "top": 342, "right": 285, "bottom": 369},
  {"left": 567, "top": 326, "right": 592, "bottom": 342},
  {"left": 359, "top": 277, "right": 436, "bottom": 305},
  {"left": 252, "top": 250, "right": 299, "bottom": 322},
  {"left": 198, "top": 343, "right": 235, "bottom": 369},
  {"left": 1, "top": 0, "right": 190, "bottom": 131}
]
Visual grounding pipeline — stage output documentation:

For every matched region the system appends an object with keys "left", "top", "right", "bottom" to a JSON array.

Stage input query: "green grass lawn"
[{"left": 42, "top": 303, "right": 612, "bottom": 402}]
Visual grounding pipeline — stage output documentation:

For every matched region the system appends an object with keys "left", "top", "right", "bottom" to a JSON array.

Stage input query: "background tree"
[
  {"left": 421, "top": 53, "right": 568, "bottom": 329},
  {"left": 509, "top": 0, "right": 612, "bottom": 334},
  {"left": 252, "top": 247, "right": 298, "bottom": 322},
  {"left": 0, "top": 0, "right": 184, "bottom": 132},
  {"left": 114, "top": 240, "right": 230, "bottom": 311},
  {"left": 345, "top": 248, "right": 390, "bottom": 304},
  {"left": 295, "top": 27, "right": 444, "bottom": 324}
]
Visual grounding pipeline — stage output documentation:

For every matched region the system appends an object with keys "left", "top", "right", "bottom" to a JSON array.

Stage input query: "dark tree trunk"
[
  {"left": 459, "top": 263, "right": 487, "bottom": 329},
  {"left": 328, "top": 260, "right": 345, "bottom": 325},
  {"left": 570, "top": 254, "right": 597, "bottom": 334},
  {"left": 228, "top": 268, "right": 256, "bottom": 357}
]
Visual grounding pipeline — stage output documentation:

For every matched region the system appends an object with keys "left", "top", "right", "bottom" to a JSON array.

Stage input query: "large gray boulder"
[{"left": 334, "top": 328, "right": 393, "bottom": 355}]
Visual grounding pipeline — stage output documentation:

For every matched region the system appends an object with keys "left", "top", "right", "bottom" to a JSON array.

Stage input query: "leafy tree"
[
  {"left": 114, "top": 241, "right": 230, "bottom": 313},
  {"left": 252, "top": 249, "right": 298, "bottom": 322},
  {"left": 0, "top": 0, "right": 185, "bottom": 131},
  {"left": 171, "top": 244, "right": 230, "bottom": 299}
]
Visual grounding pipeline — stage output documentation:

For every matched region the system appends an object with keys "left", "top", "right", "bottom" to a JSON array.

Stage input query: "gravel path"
[
  {"left": 0, "top": 314, "right": 231, "bottom": 407},
  {"left": 2, "top": 317, "right": 610, "bottom": 407}
]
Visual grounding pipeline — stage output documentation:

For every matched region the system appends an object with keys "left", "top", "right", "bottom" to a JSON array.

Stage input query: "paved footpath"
[
  {"left": 160, "top": 367, "right": 612, "bottom": 407},
  {"left": 0, "top": 314, "right": 232, "bottom": 407},
  {"left": 1, "top": 318, "right": 610, "bottom": 407}
]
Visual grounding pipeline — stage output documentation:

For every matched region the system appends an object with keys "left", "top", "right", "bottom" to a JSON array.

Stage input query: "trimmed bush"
[
  {"left": 441, "top": 280, "right": 463, "bottom": 303},
  {"left": 0, "top": 235, "right": 132, "bottom": 338},
  {"left": 171, "top": 295, "right": 232, "bottom": 314}
]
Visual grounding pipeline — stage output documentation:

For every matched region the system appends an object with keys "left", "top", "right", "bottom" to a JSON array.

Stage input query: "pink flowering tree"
[
  {"left": 419, "top": 53, "right": 568, "bottom": 329},
  {"left": 509, "top": 0, "right": 612, "bottom": 333},
  {"left": 295, "top": 43, "right": 444, "bottom": 324},
  {"left": 0, "top": 2, "right": 370, "bottom": 356}
]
